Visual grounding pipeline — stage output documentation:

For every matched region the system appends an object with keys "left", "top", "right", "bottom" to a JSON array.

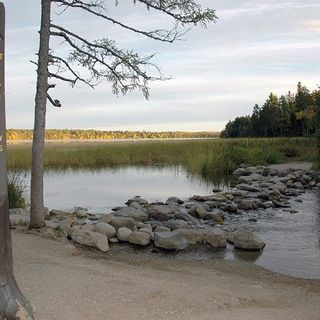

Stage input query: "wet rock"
[
  {"left": 230, "top": 229, "right": 265, "bottom": 251},
  {"left": 71, "top": 229, "right": 109, "bottom": 252},
  {"left": 117, "top": 227, "right": 132, "bottom": 242},
  {"left": 204, "top": 228, "right": 227, "bottom": 248},
  {"left": 113, "top": 207, "right": 148, "bottom": 222},
  {"left": 237, "top": 199, "right": 259, "bottom": 211},
  {"left": 292, "top": 182, "right": 304, "bottom": 190},
  {"left": 94, "top": 222, "right": 117, "bottom": 238},
  {"left": 164, "top": 219, "right": 188, "bottom": 230},
  {"left": 154, "top": 231, "right": 189, "bottom": 250},
  {"left": 272, "top": 200, "right": 290, "bottom": 208},
  {"left": 109, "top": 216, "right": 136, "bottom": 231},
  {"left": 173, "top": 229, "right": 203, "bottom": 245},
  {"left": 128, "top": 231, "right": 151, "bottom": 246},
  {"left": 225, "top": 203, "right": 238, "bottom": 213},
  {"left": 191, "top": 195, "right": 207, "bottom": 202},
  {"left": 165, "top": 196, "right": 184, "bottom": 205}
]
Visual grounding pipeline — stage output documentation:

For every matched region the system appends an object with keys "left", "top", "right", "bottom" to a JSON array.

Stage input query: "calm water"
[{"left": 19, "top": 166, "right": 320, "bottom": 279}]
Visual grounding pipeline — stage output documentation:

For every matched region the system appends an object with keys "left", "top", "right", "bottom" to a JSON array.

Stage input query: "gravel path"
[{"left": 12, "top": 231, "right": 320, "bottom": 320}]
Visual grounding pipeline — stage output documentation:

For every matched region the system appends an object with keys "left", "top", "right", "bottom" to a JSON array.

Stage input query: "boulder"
[
  {"left": 117, "top": 227, "right": 132, "bottom": 242},
  {"left": 154, "top": 231, "right": 189, "bottom": 250},
  {"left": 237, "top": 184, "right": 261, "bottom": 193},
  {"left": 165, "top": 196, "right": 184, "bottom": 205},
  {"left": 128, "top": 231, "right": 151, "bottom": 246},
  {"left": 147, "top": 204, "right": 178, "bottom": 221},
  {"left": 138, "top": 227, "right": 154, "bottom": 240},
  {"left": 113, "top": 207, "right": 148, "bottom": 222},
  {"left": 232, "top": 168, "right": 247, "bottom": 176},
  {"left": 204, "top": 228, "right": 227, "bottom": 248},
  {"left": 230, "top": 229, "right": 265, "bottom": 251},
  {"left": 9, "top": 214, "right": 30, "bottom": 227},
  {"left": 128, "top": 201, "right": 147, "bottom": 212},
  {"left": 154, "top": 226, "right": 171, "bottom": 233},
  {"left": 164, "top": 219, "right": 188, "bottom": 230},
  {"left": 125, "top": 196, "right": 148, "bottom": 206},
  {"left": 173, "top": 229, "right": 203, "bottom": 245},
  {"left": 46, "top": 218, "right": 73, "bottom": 231},
  {"left": 174, "top": 211, "right": 199, "bottom": 225},
  {"left": 189, "top": 205, "right": 208, "bottom": 219},
  {"left": 109, "top": 216, "right": 136, "bottom": 231},
  {"left": 71, "top": 229, "right": 109, "bottom": 252},
  {"left": 94, "top": 222, "right": 117, "bottom": 238}
]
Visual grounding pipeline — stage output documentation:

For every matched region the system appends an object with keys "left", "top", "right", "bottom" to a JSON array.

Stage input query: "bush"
[{"left": 8, "top": 173, "right": 28, "bottom": 209}]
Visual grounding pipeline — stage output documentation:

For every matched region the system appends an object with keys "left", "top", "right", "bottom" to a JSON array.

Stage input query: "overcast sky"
[{"left": 3, "top": 0, "right": 320, "bottom": 131}]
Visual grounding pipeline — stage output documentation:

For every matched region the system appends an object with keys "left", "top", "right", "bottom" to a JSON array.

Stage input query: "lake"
[{"left": 18, "top": 165, "right": 320, "bottom": 279}]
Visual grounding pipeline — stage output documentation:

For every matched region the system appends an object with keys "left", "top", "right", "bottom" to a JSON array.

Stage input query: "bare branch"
[
  {"left": 49, "top": 71, "right": 76, "bottom": 86},
  {"left": 47, "top": 94, "right": 62, "bottom": 107},
  {"left": 52, "top": 0, "right": 180, "bottom": 42}
]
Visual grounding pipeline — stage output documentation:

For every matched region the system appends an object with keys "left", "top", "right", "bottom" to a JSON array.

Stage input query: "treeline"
[
  {"left": 221, "top": 82, "right": 320, "bottom": 138},
  {"left": 7, "top": 129, "right": 219, "bottom": 141}
]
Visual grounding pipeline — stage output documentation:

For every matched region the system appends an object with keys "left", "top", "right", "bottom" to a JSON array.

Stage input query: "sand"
[{"left": 12, "top": 231, "right": 320, "bottom": 320}]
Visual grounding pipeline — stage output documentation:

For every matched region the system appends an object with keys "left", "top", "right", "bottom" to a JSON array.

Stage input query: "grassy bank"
[{"left": 8, "top": 138, "right": 317, "bottom": 182}]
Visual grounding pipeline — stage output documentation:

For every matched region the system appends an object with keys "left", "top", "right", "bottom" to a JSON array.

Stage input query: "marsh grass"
[
  {"left": 8, "top": 172, "right": 28, "bottom": 209},
  {"left": 7, "top": 138, "right": 317, "bottom": 183}
]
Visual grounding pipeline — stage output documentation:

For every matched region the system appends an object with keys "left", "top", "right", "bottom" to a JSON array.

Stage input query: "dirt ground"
[{"left": 12, "top": 231, "right": 320, "bottom": 320}]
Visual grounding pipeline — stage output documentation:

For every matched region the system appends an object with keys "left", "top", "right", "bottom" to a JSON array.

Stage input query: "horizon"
[{"left": 4, "top": 0, "right": 320, "bottom": 131}]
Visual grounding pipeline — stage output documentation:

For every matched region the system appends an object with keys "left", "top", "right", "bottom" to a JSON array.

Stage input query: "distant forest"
[
  {"left": 221, "top": 82, "right": 320, "bottom": 138},
  {"left": 7, "top": 129, "right": 219, "bottom": 141}
]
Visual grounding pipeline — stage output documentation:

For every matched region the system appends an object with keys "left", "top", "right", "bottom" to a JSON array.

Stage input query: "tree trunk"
[
  {"left": 30, "top": 0, "right": 52, "bottom": 229},
  {"left": 0, "top": 3, "right": 34, "bottom": 318}
]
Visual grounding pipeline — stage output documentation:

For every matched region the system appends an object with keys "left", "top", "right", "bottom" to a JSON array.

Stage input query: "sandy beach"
[{"left": 12, "top": 231, "right": 320, "bottom": 320}]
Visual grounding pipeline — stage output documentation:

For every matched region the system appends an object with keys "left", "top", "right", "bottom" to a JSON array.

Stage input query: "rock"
[
  {"left": 173, "top": 229, "right": 203, "bottom": 245},
  {"left": 9, "top": 214, "right": 30, "bottom": 227},
  {"left": 94, "top": 222, "right": 117, "bottom": 238},
  {"left": 164, "top": 219, "right": 188, "bottom": 230},
  {"left": 245, "top": 166, "right": 261, "bottom": 175},
  {"left": 165, "top": 196, "right": 184, "bottom": 205},
  {"left": 191, "top": 195, "right": 207, "bottom": 202},
  {"left": 113, "top": 207, "right": 148, "bottom": 222},
  {"left": 239, "top": 176, "right": 253, "bottom": 184},
  {"left": 237, "top": 184, "right": 261, "bottom": 193},
  {"left": 204, "top": 228, "right": 227, "bottom": 248},
  {"left": 125, "top": 196, "right": 148, "bottom": 206},
  {"left": 225, "top": 203, "right": 238, "bottom": 213},
  {"left": 147, "top": 220, "right": 164, "bottom": 230},
  {"left": 73, "top": 209, "right": 88, "bottom": 219},
  {"left": 117, "top": 227, "right": 133, "bottom": 242},
  {"left": 135, "top": 221, "right": 146, "bottom": 229},
  {"left": 273, "top": 182, "right": 286, "bottom": 194},
  {"left": 109, "top": 237, "right": 119, "bottom": 243},
  {"left": 154, "top": 231, "right": 189, "bottom": 250},
  {"left": 147, "top": 204, "right": 178, "bottom": 221},
  {"left": 50, "top": 209, "right": 72, "bottom": 218},
  {"left": 174, "top": 211, "right": 199, "bottom": 225},
  {"left": 9, "top": 208, "right": 29, "bottom": 215},
  {"left": 71, "top": 229, "right": 109, "bottom": 252},
  {"left": 210, "top": 211, "right": 225, "bottom": 224},
  {"left": 292, "top": 182, "right": 304, "bottom": 190},
  {"left": 109, "top": 216, "right": 136, "bottom": 231},
  {"left": 237, "top": 199, "right": 259, "bottom": 211},
  {"left": 46, "top": 218, "right": 73, "bottom": 231},
  {"left": 128, "top": 231, "right": 151, "bottom": 246},
  {"left": 128, "top": 201, "right": 146, "bottom": 212},
  {"left": 212, "top": 188, "right": 222, "bottom": 193},
  {"left": 154, "top": 226, "right": 171, "bottom": 233},
  {"left": 231, "top": 229, "right": 265, "bottom": 251},
  {"left": 189, "top": 205, "right": 208, "bottom": 219},
  {"left": 138, "top": 227, "right": 154, "bottom": 239},
  {"left": 272, "top": 200, "right": 290, "bottom": 208},
  {"left": 112, "top": 206, "right": 125, "bottom": 211},
  {"left": 232, "top": 168, "right": 247, "bottom": 176},
  {"left": 266, "top": 168, "right": 279, "bottom": 176},
  {"left": 99, "top": 213, "right": 113, "bottom": 224}
]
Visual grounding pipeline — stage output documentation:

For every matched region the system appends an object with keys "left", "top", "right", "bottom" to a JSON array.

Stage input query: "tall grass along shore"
[{"left": 7, "top": 138, "right": 317, "bottom": 183}]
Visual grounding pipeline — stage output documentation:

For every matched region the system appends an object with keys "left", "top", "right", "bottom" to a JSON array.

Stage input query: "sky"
[{"left": 3, "top": 0, "right": 320, "bottom": 131}]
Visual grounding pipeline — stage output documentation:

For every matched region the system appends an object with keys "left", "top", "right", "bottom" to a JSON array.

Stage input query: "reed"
[{"left": 7, "top": 138, "right": 317, "bottom": 182}]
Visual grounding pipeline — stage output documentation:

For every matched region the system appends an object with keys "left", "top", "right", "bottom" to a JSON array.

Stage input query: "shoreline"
[{"left": 13, "top": 231, "right": 320, "bottom": 320}]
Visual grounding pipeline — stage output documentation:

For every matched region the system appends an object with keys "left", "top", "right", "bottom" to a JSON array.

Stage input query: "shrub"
[{"left": 8, "top": 173, "right": 27, "bottom": 209}]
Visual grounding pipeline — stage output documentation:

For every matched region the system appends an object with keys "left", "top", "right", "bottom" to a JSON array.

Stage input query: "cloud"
[{"left": 301, "top": 19, "right": 320, "bottom": 35}]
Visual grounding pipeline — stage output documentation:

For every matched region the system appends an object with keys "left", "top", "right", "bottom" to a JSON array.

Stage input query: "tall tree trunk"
[
  {"left": 30, "top": 0, "right": 51, "bottom": 228},
  {"left": 0, "top": 3, "right": 34, "bottom": 318}
]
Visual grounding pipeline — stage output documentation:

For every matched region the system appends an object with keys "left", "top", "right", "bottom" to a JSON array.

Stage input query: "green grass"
[
  {"left": 8, "top": 172, "right": 28, "bottom": 209},
  {"left": 7, "top": 138, "right": 318, "bottom": 183}
]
